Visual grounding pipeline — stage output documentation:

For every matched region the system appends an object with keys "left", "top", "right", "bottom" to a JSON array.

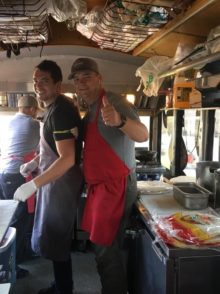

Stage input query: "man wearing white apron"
[{"left": 14, "top": 60, "right": 83, "bottom": 294}]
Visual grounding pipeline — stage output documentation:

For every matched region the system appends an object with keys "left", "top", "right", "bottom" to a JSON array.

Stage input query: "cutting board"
[{"left": 140, "top": 192, "right": 212, "bottom": 219}]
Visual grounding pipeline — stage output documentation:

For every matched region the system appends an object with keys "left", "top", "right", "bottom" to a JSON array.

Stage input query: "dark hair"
[{"left": 36, "top": 60, "right": 63, "bottom": 83}]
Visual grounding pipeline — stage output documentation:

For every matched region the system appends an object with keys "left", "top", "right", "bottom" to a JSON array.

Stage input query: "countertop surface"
[
  {"left": 0, "top": 200, "right": 18, "bottom": 244},
  {"left": 140, "top": 192, "right": 185, "bottom": 217},
  {"left": 138, "top": 191, "right": 220, "bottom": 257},
  {"left": 139, "top": 191, "right": 215, "bottom": 219},
  {"left": 0, "top": 283, "right": 11, "bottom": 294}
]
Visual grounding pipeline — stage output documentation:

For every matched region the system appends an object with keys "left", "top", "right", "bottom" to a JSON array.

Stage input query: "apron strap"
[{"left": 95, "top": 89, "right": 106, "bottom": 122}]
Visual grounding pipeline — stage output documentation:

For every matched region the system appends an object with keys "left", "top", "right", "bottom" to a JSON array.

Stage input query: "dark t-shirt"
[{"left": 43, "top": 95, "right": 82, "bottom": 164}]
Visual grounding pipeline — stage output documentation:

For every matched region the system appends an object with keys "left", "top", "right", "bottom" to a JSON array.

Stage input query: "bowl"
[{"left": 135, "top": 148, "right": 157, "bottom": 162}]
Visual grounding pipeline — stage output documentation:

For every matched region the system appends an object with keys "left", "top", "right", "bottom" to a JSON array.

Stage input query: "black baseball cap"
[{"left": 68, "top": 58, "right": 99, "bottom": 80}]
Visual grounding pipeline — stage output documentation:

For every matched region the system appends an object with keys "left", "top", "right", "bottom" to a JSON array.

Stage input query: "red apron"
[
  {"left": 82, "top": 92, "right": 130, "bottom": 246},
  {"left": 23, "top": 152, "right": 37, "bottom": 214},
  {"left": 2, "top": 152, "right": 37, "bottom": 213}
]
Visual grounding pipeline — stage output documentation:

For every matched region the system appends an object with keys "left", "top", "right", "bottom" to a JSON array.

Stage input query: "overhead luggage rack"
[
  {"left": 0, "top": 0, "right": 48, "bottom": 49},
  {"left": 79, "top": 0, "right": 177, "bottom": 52}
]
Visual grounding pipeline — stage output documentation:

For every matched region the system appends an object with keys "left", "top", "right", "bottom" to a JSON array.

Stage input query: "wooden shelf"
[
  {"left": 163, "top": 107, "right": 220, "bottom": 111},
  {"left": 136, "top": 109, "right": 158, "bottom": 116}
]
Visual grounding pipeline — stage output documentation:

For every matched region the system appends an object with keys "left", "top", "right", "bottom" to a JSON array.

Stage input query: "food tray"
[{"left": 173, "top": 182, "right": 211, "bottom": 210}]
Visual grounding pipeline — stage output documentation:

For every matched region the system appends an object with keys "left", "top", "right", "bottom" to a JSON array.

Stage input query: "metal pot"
[
  {"left": 135, "top": 148, "right": 157, "bottom": 163},
  {"left": 196, "top": 161, "right": 220, "bottom": 205},
  {"left": 214, "top": 169, "right": 220, "bottom": 209},
  {"left": 196, "top": 161, "right": 220, "bottom": 192}
]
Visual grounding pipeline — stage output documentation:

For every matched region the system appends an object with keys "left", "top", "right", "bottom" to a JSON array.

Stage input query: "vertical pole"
[
  {"left": 200, "top": 110, "right": 215, "bottom": 161},
  {"left": 171, "top": 110, "right": 185, "bottom": 176}
]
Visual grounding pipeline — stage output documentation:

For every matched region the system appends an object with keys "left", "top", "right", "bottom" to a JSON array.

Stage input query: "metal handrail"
[{"left": 158, "top": 51, "right": 220, "bottom": 79}]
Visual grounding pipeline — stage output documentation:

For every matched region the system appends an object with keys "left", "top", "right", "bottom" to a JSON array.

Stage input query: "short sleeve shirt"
[
  {"left": 0, "top": 113, "right": 40, "bottom": 173},
  {"left": 43, "top": 95, "right": 82, "bottom": 164}
]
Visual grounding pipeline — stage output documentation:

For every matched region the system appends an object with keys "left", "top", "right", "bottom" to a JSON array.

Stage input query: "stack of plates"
[
  {"left": 170, "top": 176, "right": 196, "bottom": 183},
  {"left": 137, "top": 181, "right": 173, "bottom": 195}
]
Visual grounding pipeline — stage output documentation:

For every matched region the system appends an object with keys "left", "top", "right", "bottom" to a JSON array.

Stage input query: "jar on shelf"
[{"left": 0, "top": 92, "right": 8, "bottom": 106}]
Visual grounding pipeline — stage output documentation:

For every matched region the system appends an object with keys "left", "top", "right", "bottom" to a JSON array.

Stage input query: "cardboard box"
[
  {"left": 189, "top": 89, "right": 202, "bottom": 108},
  {"left": 173, "top": 81, "right": 195, "bottom": 108}
]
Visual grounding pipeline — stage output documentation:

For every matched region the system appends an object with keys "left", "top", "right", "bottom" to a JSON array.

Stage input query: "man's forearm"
[
  {"left": 119, "top": 118, "right": 149, "bottom": 142},
  {"left": 33, "top": 155, "right": 75, "bottom": 188}
]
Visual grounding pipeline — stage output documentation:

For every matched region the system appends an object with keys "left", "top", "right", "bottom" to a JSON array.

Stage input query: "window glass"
[
  {"left": 182, "top": 109, "right": 200, "bottom": 177},
  {"left": 161, "top": 110, "right": 201, "bottom": 177},
  {"left": 135, "top": 116, "right": 150, "bottom": 148},
  {"left": 214, "top": 109, "right": 220, "bottom": 161},
  {"left": 161, "top": 113, "right": 173, "bottom": 170},
  {"left": 0, "top": 112, "right": 15, "bottom": 155}
]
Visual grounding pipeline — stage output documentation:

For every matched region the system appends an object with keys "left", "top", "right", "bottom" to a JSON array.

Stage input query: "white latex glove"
[
  {"left": 20, "top": 159, "right": 38, "bottom": 177},
  {"left": 14, "top": 180, "right": 37, "bottom": 202}
]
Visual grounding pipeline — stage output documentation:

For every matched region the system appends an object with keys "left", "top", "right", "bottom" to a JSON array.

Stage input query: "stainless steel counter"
[
  {"left": 136, "top": 191, "right": 219, "bottom": 258},
  {"left": 139, "top": 191, "right": 214, "bottom": 220},
  {"left": 0, "top": 200, "right": 18, "bottom": 244},
  {"left": 129, "top": 191, "right": 220, "bottom": 294}
]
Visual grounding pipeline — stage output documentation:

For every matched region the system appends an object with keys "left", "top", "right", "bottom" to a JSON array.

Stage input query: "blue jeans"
[{"left": 0, "top": 172, "right": 33, "bottom": 262}]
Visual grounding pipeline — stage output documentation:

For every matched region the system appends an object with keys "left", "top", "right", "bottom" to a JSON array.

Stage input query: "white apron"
[{"left": 31, "top": 122, "right": 83, "bottom": 260}]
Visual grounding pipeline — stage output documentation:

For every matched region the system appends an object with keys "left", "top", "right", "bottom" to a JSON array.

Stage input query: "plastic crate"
[{"left": 0, "top": 227, "right": 16, "bottom": 285}]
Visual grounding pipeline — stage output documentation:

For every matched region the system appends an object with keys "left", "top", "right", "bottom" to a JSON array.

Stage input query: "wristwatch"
[{"left": 116, "top": 114, "right": 127, "bottom": 128}]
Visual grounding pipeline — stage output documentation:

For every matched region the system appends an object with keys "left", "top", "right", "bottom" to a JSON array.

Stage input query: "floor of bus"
[{"left": 11, "top": 241, "right": 101, "bottom": 294}]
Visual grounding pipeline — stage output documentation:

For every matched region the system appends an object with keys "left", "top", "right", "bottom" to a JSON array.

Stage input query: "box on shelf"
[
  {"left": 0, "top": 227, "right": 16, "bottom": 285},
  {"left": 173, "top": 80, "right": 195, "bottom": 108},
  {"left": 0, "top": 92, "right": 7, "bottom": 107},
  {"left": 189, "top": 89, "right": 202, "bottom": 108}
]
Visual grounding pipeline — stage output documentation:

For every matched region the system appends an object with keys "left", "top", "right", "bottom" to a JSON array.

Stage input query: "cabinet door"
[
  {"left": 178, "top": 255, "right": 220, "bottom": 294},
  {"left": 128, "top": 227, "right": 175, "bottom": 294}
]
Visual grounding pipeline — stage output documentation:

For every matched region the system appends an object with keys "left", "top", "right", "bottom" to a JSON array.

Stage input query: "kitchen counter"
[
  {"left": 139, "top": 191, "right": 186, "bottom": 216},
  {"left": 0, "top": 200, "right": 18, "bottom": 244},
  {"left": 128, "top": 190, "right": 220, "bottom": 294},
  {"left": 137, "top": 191, "right": 218, "bottom": 258},
  {"left": 138, "top": 191, "right": 215, "bottom": 220}
]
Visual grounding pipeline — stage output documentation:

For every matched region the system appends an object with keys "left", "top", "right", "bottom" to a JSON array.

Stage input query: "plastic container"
[
  {"left": 0, "top": 227, "right": 16, "bottom": 284},
  {"left": 173, "top": 182, "right": 211, "bottom": 210}
]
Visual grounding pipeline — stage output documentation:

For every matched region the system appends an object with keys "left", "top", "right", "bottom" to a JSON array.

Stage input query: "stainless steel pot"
[
  {"left": 214, "top": 169, "right": 220, "bottom": 208},
  {"left": 196, "top": 161, "right": 220, "bottom": 193}
]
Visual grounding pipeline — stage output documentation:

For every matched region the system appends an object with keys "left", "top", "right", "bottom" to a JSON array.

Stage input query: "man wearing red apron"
[
  {"left": 0, "top": 95, "right": 40, "bottom": 278},
  {"left": 14, "top": 60, "right": 83, "bottom": 294},
  {"left": 68, "top": 58, "right": 148, "bottom": 294}
]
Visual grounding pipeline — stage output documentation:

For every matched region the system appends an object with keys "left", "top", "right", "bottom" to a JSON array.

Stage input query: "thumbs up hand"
[
  {"left": 102, "top": 95, "right": 110, "bottom": 107},
  {"left": 101, "top": 96, "right": 121, "bottom": 127}
]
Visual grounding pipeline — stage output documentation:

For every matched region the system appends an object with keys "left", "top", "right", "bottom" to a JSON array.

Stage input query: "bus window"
[
  {"left": 214, "top": 109, "right": 220, "bottom": 161},
  {"left": 161, "top": 110, "right": 201, "bottom": 178},
  {"left": 135, "top": 115, "right": 150, "bottom": 149},
  {"left": 182, "top": 110, "right": 200, "bottom": 177}
]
